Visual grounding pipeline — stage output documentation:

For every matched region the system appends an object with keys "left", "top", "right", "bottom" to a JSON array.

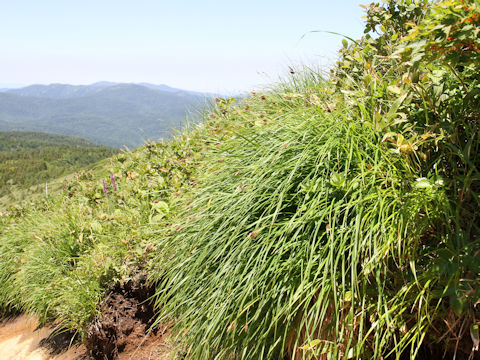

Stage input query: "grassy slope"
[
  {"left": 0, "top": 110, "right": 242, "bottom": 332},
  {"left": 0, "top": 1, "right": 479, "bottom": 359},
  {"left": 150, "top": 77, "right": 445, "bottom": 359},
  {"left": 0, "top": 157, "right": 111, "bottom": 211},
  {"left": 149, "top": 2, "right": 479, "bottom": 358}
]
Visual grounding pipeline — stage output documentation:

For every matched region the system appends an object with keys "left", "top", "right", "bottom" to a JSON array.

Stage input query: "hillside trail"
[
  {"left": 0, "top": 315, "right": 173, "bottom": 360},
  {"left": 0, "top": 315, "right": 82, "bottom": 360}
]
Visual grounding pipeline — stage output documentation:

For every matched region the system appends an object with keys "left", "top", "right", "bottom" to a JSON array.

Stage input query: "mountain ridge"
[
  {"left": 0, "top": 83, "right": 212, "bottom": 148},
  {"left": 1, "top": 82, "right": 214, "bottom": 99}
]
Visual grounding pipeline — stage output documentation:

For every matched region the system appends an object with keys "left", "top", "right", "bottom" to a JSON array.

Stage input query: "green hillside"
[
  {"left": 0, "top": 1, "right": 479, "bottom": 359},
  {"left": 0, "top": 131, "right": 117, "bottom": 201},
  {"left": 0, "top": 83, "right": 210, "bottom": 148}
]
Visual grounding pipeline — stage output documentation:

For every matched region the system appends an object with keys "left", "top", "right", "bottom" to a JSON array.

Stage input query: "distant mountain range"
[
  {"left": 0, "top": 82, "right": 213, "bottom": 148},
  {"left": 2, "top": 82, "right": 213, "bottom": 99}
]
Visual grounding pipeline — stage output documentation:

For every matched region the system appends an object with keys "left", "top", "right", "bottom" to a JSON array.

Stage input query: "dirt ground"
[
  {"left": 0, "top": 315, "right": 173, "bottom": 360},
  {"left": 86, "top": 277, "right": 174, "bottom": 360},
  {"left": 0, "top": 279, "right": 175, "bottom": 360},
  {"left": 0, "top": 315, "right": 85, "bottom": 360}
]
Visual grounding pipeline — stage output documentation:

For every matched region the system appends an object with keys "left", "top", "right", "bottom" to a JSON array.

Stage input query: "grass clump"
[
  {"left": 152, "top": 78, "right": 449, "bottom": 359},
  {"left": 151, "top": 1, "right": 480, "bottom": 359}
]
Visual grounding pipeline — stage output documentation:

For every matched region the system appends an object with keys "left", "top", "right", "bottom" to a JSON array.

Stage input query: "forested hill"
[
  {"left": 0, "top": 83, "right": 210, "bottom": 148},
  {"left": 0, "top": 131, "right": 117, "bottom": 199}
]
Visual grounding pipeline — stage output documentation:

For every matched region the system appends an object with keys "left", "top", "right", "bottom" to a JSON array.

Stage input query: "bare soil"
[
  {"left": 0, "top": 315, "right": 86, "bottom": 360},
  {"left": 0, "top": 278, "right": 175, "bottom": 360},
  {"left": 86, "top": 276, "right": 172, "bottom": 360}
]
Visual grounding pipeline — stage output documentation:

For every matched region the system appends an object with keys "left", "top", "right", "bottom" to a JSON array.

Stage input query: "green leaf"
[
  {"left": 385, "top": 91, "right": 410, "bottom": 121},
  {"left": 150, "top": 214, "right": 166, "bottom": 223},
  {"left": 300, "top": 339, "right": 321, "bottom": 350},
  {"left": 450, "top": 296, "right": 464, "bottom": 317},
  {"left": 90, "top": 221, "right": 103, "bottom": 233},
  {"left": 330, "top": 172, "right": 345, "bottom": 188},
  {"left": 387, "top": 85, "right": 402, "bottom": 95},
  {"left": 152, "top": 201, "right": 169, "bottom": 213},
  {"left": 414, "top": 177, "right": 432, "bottom": 189}
]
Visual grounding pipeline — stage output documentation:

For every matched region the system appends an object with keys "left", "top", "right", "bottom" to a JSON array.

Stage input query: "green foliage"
[
  {"left": 0, "top": 110, "right": 243, "bottom": 337},
  {"left": 1, "top": 2, "right": 479, "bottom": 359},
  {"left": 149, "top": 1, "right": 480, "bottom": 359},
  {"left": 338, "top": 0, "right": 480, "bottom": 333},
  {"left": 0, "top": 131, "right": 117, "bottom": 199},
  {"left": 0, "top": 132, "right": 180, "bottom": 330},
  {"left": 151, "top": 80, "right": 445, "bottom": 359},
  {"left": 401, "top": 0, "right": 480, "bottom": 66}
]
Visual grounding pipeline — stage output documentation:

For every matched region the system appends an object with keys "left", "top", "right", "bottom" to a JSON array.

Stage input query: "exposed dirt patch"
[
  {"left": 0, "top": 314, "right": 174, "bottom": 360},
  {"left": 0, "top": 315, "right": 85, "bottom": 360},
  {"left": 86, "top": 275, "right": 168, "bottom": 360},
  {"left": 0, "top": 276, "right": 175, "bottom": 359},
  {"left": 116, "top": 328, "right": 173, "bottom": 360}
]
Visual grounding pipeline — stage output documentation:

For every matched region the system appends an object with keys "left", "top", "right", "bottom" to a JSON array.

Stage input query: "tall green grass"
[
  {"left": 151, "top": 78, "right": 452, "bottom": 359},
  {"left": 149, "top": 2, "right": 480, "bottom": 358},
  {"left": 0, "top": 121, "right": 207, "bottom": 333},
  {"left": 0, "top": 195, "right": 142, "bottom": 331}
]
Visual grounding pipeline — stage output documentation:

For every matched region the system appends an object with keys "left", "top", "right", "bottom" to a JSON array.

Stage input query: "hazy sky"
[{"left": 1, "top": 1, "right": 366, "bottom": 93}]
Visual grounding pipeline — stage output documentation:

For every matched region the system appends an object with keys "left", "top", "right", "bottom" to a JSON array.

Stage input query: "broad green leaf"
[
  {"left": 414, "top": 177, "right": 432, "bottom": 189},
  {"left": 450, "top": 296, "right": 464, "bottom": 317},
  {"left": 300, "top": 339, "right": 321, "bottom": 350},
  {"left": 90, "top": 221, "right": 103, "bottom": 233},
  {"left": 387, "top": 85, "right": 402, "bottom": 95},
  {"left": 385, "top": 91, "right": 410, "bottom": 121},
  {"left": 152, "top": 201, "right": 169, "bottom": 213},
  {"left": 330, "top": 172, "right": 345, "bottom": 188}
]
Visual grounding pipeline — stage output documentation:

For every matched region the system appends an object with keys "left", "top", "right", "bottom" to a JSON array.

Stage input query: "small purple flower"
[
  {"left": 102, "top": 179, "right": 108, "bottom": 194},
  {"left": 110, "top": 173, "right": 118, "bottom": 191}
]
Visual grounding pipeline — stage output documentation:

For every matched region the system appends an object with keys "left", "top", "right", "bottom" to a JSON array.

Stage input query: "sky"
[{"left": 1, "top": 1, "right": 366, "bottom": 93}]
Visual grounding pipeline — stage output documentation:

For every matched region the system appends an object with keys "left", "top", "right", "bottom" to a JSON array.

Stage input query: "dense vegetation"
[
  {"left": 149, "top": 1, "right": 479, "bottom": 358},
  {"left": 0, "top": 83, "right": 209, "bottom": 147},
  {"left": 0, "top": 119, "right": 230, "bottom": 331},
  {"left": 0, "top": 1, "right": 479, "bottom": 359},
  {"left": 0, "top": 131, "right": 117, "bottom": 200}
]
